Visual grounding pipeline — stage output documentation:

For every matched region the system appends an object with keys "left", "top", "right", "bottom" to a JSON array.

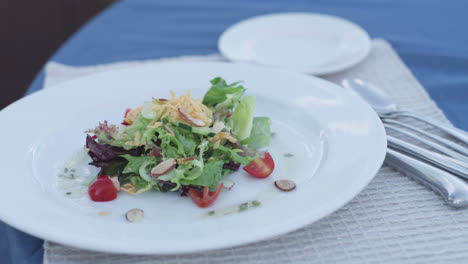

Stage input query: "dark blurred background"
[{"left": 1, "top": 0, "right": 115, "bottom": 109}]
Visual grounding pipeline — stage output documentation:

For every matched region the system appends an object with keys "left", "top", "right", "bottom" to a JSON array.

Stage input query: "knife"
[{"left": 386, "top": 148, "right": 468, "bottom": 208}]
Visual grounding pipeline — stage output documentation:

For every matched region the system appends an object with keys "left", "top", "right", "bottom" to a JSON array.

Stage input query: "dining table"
[{"left": 3, "top": 0, "right": 468, "bottom": 263}]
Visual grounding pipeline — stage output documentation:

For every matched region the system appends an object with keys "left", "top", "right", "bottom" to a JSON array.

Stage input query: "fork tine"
[
  {"left": 383, "top": 118, "right": 468, "bottom": 156},
  {"left": 384, "top": 123, "right": 468, "bottom": 163}
]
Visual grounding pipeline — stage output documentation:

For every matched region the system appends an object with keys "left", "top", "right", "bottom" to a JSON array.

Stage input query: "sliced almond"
[
  {"left": 178, "top": 106, "right": 205, "bottom": 127},
  {"left": 177, "top": 155, "right": 197, "bottom": 165},
  {"left": 110, "top": 176, "right": 120, "bottom": 191},
  {"left": 274, "top": 180, "right": 296, "bottom": 192},
  {"left": 98, "top": 211, "right": 111, "bottom": 216},
  {"left": 164, "top": 124, "right": 174, "bottom": 135},
  {"left": 222, "top": 179, "right": 235, "bottom": 191},
  {"left": 125, "top": 208, "right": 144, "bottom": 222},
  {"left": 183, "top": 155, "right": 197, "bottom": 162},
  {"left": 151, "top": 158, "right": 176, "bottom": 177},
  {"left": 211, "top": 121, "right": 225, "bottom": 133}
]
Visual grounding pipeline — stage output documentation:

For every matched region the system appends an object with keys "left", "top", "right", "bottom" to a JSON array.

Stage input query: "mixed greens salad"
[{"left": 85, "top": 77, "right": 275, "bottom": 207}]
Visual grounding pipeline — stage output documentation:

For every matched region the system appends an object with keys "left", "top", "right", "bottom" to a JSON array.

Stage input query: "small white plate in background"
[{"left": 219, "top": 13, "right": 371, "bottom": 75}]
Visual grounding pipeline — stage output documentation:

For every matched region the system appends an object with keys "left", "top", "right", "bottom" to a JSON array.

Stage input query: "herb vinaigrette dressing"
[{"left": 56, "top": 147, "right": 98, "bottom": 198}]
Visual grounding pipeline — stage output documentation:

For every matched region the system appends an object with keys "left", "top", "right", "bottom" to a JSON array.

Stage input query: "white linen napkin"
[
  {"left": 43, "top": 39, "right": 468, "bottom": 264},
  {"left": 43, "top": 54, "right": 226, "bottom": 88}
]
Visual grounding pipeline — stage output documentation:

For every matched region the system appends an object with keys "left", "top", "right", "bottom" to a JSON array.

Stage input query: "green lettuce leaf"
[
  {"left": 101, "top": 159, "right": 127, "bottom": 177},
  {"left": 141, "top": 127, "right": 158, "bottom": 146},
  {"left": 181, "top": 159, "right": 225, "bottom": 188},
  {"left": 156, "top": 125, "right": 184, "bottom": 158},
  {"left": 173, "top": 126, "right": 198, "bottom": 156},
  {"left": 96, "top": 113, "right": 152, "bottom": 150},
  {"left": 138, "top": 157, "right": 158, "bottom": 183},
  {"left": 230, "top": 95, "right": 255, "bottom": 141},
  {"left": 125, "top": 114, "right": 151, "bottom": 140},
  {"left": 120, "top": 154, "right": 150, "bottom": 174},
  {"left": 120, "top": 154, "right": 158, "bottom": 184},
  {"left": 202, "top": 77, "right": 246, "bottom": 110},
  {"left": 213, "top": 144, "right": 257, "bottom": 165},
  {"left": 130, "top": 175, "right": 150, "bottom": 189},
  {"left": 241, "top": 117, "right": 271, "bottom": 149},
  {"left": 168, "top": 140, "right": 210, "bottom": 190}
]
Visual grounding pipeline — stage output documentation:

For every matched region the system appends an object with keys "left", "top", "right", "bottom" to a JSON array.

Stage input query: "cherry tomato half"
[
  {"left": 188, "top": 183, "right": 224, "bottom": 208},
  {"left": 243, "top": 152, "right": 275, "bottom": 178},
  {"left": 88, "top": 176, "right": 117, "bottom": 202}
]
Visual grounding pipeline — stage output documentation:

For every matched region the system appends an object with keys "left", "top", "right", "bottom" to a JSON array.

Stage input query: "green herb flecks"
[
  {"left": 239, "top": 202, "right": 249, "bottom": 211},
  {"left": 251, "top": 200, "right": 261, "bottom": 207},
  {"left": 206, "top": 199, "right": 262, "bottom": 217}
]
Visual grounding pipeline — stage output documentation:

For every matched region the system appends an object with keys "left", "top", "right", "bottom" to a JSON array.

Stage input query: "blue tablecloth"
[{"left": 5, "top": 0, "right": 468, "bottom": 263}]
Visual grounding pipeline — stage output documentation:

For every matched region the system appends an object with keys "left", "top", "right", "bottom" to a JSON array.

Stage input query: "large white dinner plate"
[
  {"left": 0, "top": 62, "right": 386, "bottom": 254},
  {"left": 219, "top": 13, "right": 371, "bottom": 75}
]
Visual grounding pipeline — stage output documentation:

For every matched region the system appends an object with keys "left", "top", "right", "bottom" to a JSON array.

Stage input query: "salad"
[{"left": 85, "top": 77, "right": 275, "bottom": 208}]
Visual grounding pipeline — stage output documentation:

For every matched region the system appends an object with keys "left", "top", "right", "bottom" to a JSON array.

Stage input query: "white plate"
[
  {"left": 0, "top": 62, "right": 386, "bottom": 254},
  {"left": 219, "top": 13, "right": 371, "bottom": 75}
]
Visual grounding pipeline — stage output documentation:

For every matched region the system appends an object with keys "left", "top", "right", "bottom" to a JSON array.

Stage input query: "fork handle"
[
  {"left": 386, "top": 148, "right": 468, "bottom": 208},
  {"left": 395, "top": 111, "right": 468, "bottom": 144},
  {"left": 384, "top": 123, "right": 468, "bottom": 163},
  {"left": 387, "top": 135, "right": 468, "bottom": 178}
]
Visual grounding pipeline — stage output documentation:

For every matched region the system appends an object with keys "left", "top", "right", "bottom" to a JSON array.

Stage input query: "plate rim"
[{"left": 0, "top": 61, "right": 387, "bottom": 255}]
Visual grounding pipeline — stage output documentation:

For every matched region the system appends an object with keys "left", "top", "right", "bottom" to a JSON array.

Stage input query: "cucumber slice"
[
  {"left": 177, "top": 123, "right": 192, "bottom": 130},
  {"left": 192, "top": 127, "right": 215, "bottom": 136},
  {"left": 141, "top": 104, "right": 157, "bottom": 119},
  {"left": 176, "top": 122, "right": 216, "bottom": 137}
]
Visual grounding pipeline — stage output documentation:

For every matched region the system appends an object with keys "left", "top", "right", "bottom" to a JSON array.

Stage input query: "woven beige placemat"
[{"left": 43, "top": 39, "right": 468, "bottom": 264}]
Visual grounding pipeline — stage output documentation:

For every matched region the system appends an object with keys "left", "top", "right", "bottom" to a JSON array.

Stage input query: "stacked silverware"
[{"left": 343, "top": 79, "right": 468, "bottom": 208}]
